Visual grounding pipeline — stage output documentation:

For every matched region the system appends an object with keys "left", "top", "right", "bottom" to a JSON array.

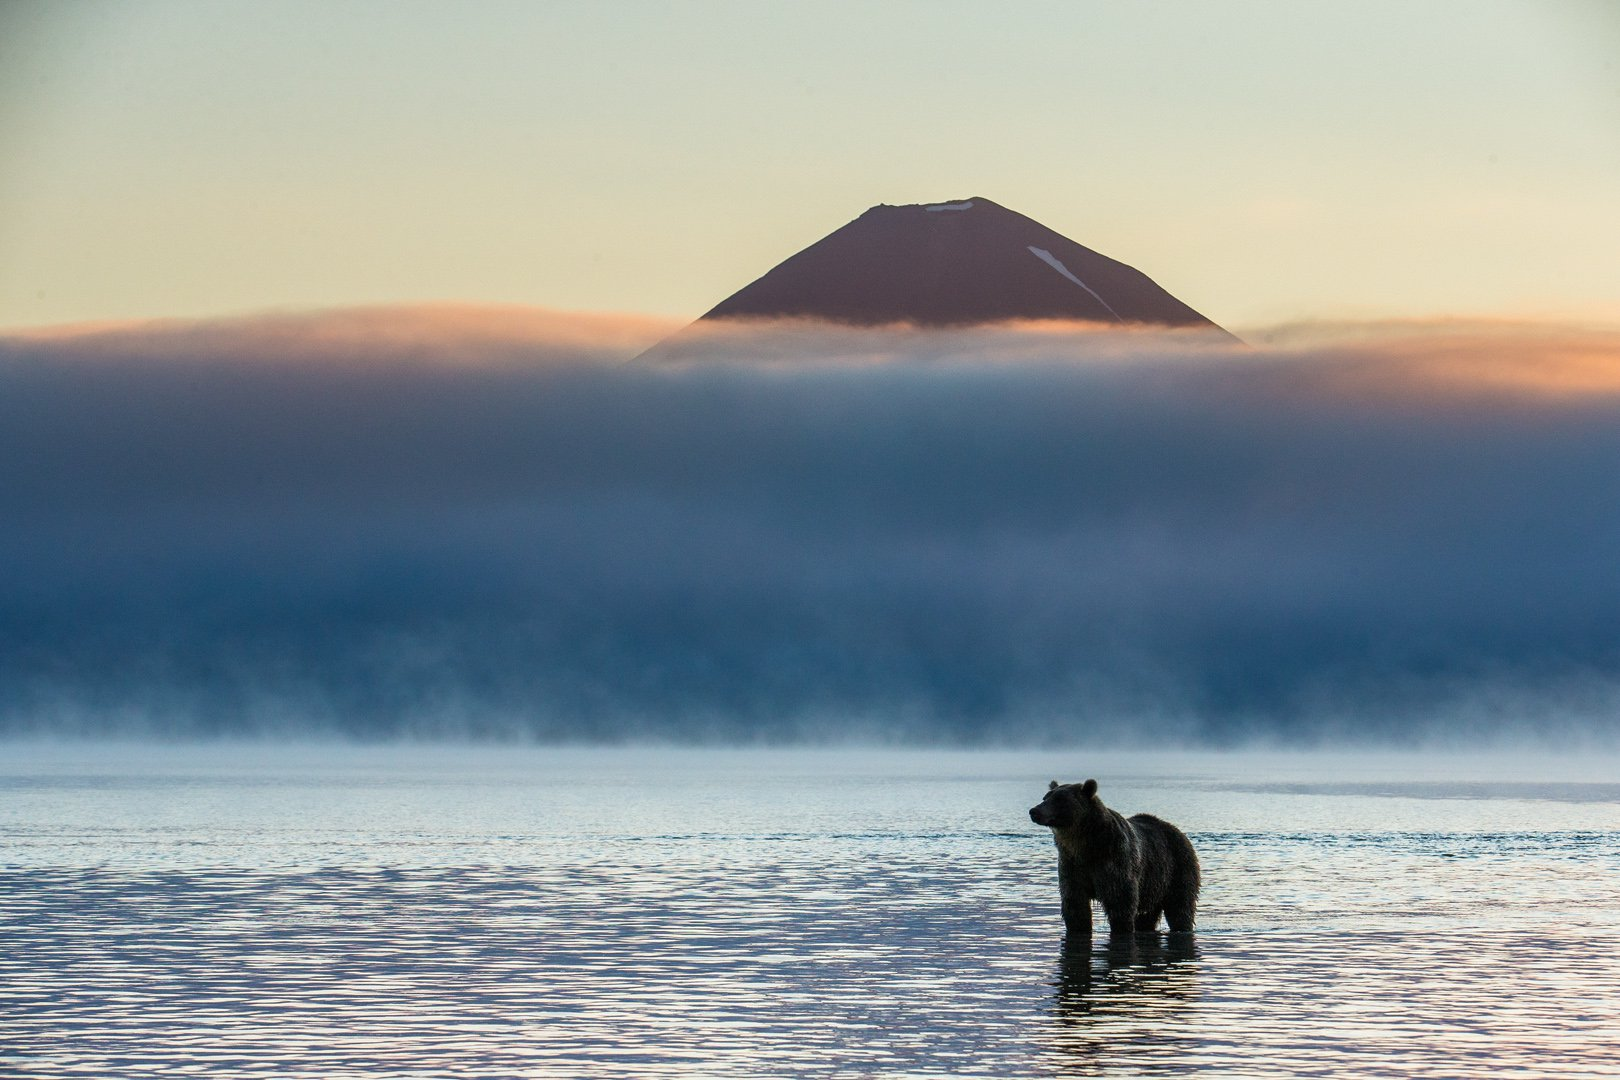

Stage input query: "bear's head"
[{"left": 1029, "top": 778, "right": 1099, "bottom": 829}]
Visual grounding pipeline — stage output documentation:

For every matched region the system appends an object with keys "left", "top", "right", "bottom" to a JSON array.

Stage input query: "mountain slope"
[{"left": 695, "top": 196, "right": 1226, "bottom": 330}]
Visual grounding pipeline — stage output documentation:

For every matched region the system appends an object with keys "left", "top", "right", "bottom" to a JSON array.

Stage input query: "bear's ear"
[
  {"left": 1048, "top": 780, "right": 1059, "bottom": 791},
  {"left": 1081, "top": 779, "right": 1098, "bottom": 798}
]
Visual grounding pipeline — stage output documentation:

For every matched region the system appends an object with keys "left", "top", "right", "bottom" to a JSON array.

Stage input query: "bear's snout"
[{"left": 1029, "top": 804, "right": 1049, "bottom": 826}]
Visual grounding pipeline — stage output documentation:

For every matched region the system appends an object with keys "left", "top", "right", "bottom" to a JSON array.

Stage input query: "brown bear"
[{"left": 1029, "top": 779, "right": 1200, "bottom": 938}]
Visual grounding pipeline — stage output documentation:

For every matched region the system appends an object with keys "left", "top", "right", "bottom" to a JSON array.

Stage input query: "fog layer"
[{"left": 3, "top": 311, "right": 1617, "bottom": 743}]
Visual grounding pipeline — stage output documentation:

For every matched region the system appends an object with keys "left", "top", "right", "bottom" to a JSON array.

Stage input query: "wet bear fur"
[{"left": 1029, "top": 779, "right": 1200, "bottom": 938}]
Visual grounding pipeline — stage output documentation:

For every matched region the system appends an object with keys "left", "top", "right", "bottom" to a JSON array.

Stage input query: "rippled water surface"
[{"left": 3, "top": 746, "right": 1618, "bottom": 1078}]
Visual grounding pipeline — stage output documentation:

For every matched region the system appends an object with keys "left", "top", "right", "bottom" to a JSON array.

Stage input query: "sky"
[{"left": 2, "top": 0, "right": 1618, "bottom": 332}]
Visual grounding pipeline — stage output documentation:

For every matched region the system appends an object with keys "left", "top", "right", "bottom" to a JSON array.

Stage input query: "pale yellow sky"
[{"left": 2, "top": 0, "right": 1617, "bottom": 332}]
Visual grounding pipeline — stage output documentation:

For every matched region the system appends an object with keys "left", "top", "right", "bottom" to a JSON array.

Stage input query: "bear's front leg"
[
  {"left": 1061, "top": 892, "right": 1092, "bottom": 938},
  {"left": 1100, "top": 883, "right": 1139, "bottom": 937},
  {"left": 1058, "top": 857, "right": 1092, "bottom": 938}
]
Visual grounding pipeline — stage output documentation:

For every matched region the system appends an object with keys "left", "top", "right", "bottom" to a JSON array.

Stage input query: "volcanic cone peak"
[{"left": 695, "top": 197, "right": 1228, "bottom": 332}]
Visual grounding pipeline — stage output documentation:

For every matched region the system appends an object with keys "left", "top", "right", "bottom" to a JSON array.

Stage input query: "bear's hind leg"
[
  {"left": 1134, "top": 908, "right": 1162, "bottom": 932},
  {"left": 1163, "top": 898, "right": 1196, "bottom": 932}
]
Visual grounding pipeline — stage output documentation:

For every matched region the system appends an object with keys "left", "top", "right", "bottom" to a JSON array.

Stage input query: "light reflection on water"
[{"left": 1, "top": 746, "right": 1617, "bottom": 1077}]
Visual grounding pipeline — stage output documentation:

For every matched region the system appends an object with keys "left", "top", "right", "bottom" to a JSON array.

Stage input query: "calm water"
[{"left": 2, "top": 745, "right": 1618, "bottom": 1078}]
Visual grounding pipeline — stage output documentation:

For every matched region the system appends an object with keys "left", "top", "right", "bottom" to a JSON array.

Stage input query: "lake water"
[{"left": 2, "top": 745, "right": 1618, "bottom": 1078}]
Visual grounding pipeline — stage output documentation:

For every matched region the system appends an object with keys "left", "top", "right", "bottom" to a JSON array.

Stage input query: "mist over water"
[{"left": 2, "top": 313, "right": 1618, "bottom": 744}]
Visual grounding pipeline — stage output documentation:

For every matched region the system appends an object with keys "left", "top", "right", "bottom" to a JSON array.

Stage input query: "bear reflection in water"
[
  {"left": 1054, "top": 934, "right": 1201, "bottom": 1015},
  {"left": 1045, "top": 936, "right": 1202, "bottom": 1069}
]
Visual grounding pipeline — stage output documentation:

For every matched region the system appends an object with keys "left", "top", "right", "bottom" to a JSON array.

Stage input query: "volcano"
[{"left": 682, "top": 197, "right": 1229, "bottom": 333}]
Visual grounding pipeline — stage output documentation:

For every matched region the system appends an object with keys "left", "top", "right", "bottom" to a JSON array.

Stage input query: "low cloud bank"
[{"left": 2, "top": 309, "right": 1617, "bottom": 744}]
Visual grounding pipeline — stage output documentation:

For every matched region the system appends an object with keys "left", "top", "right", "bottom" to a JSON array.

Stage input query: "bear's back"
[{"left": 1127, "top": 812, "right": 1201, "bottom": 893}]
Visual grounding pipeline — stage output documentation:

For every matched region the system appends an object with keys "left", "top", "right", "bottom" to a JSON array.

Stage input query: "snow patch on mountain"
[{"left": 1027, "top": 245, "right": 1122, "bottom": 321}]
